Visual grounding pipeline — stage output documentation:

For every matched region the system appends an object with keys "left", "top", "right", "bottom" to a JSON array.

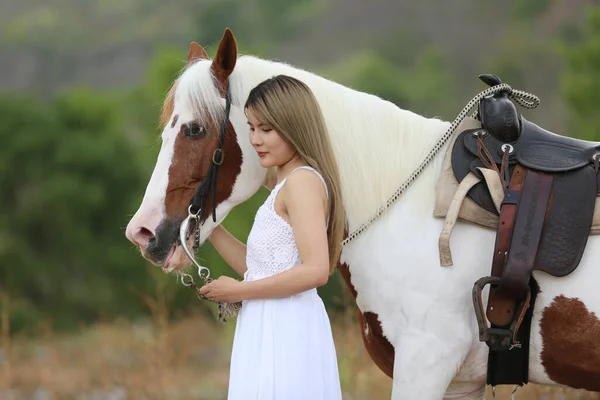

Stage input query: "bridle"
[
  {"left": 188, "top": 84, "right": 232, "bottom": 223},
  {"left": 176, "top": 82, "right": 242, "bottom": 322}
]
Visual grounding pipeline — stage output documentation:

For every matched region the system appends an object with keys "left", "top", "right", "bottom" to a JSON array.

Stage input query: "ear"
[
  {"left": 187, "top": 42, "right": 209, "bottom": 66},
  {"left": 211, "top": 28, "right": 238, "bottom": 86}
]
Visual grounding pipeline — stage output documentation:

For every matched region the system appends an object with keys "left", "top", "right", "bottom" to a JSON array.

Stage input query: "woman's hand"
[{"left": 198, "top": 276, "right": 245, "bottom": 303}]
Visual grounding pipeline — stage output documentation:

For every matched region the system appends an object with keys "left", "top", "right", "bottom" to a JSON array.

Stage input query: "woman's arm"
[
  {"left": 239, "top": 170, "right": 330, "bottom": 300},
  {"left": 208, "top": 225, "right": 248, "bottom": 277}
]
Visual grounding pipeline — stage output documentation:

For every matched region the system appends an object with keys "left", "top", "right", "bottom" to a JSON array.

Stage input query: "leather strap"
[
  {"left": 189, "top": 84, "right": 232, "bottom": 222},
  {"left": 439, "top": 172, "right": 481, "bottom": 267},
  {"left": 496, "top": 169, "right": 553, "bottom": 299},
  {"left": 487, "top": 166, "right": 524, "bottom": 326},
  {"left": 486, "top": 167, "right": 554, "bottom": 327}
]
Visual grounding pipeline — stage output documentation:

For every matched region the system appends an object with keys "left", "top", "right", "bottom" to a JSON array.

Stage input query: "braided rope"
[{"left": 341, "top": 84, "right": 540, "bottom": 246}]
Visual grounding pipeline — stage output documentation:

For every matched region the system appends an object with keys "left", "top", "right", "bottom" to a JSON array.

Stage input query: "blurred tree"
[
  {"left": 0, "top": 90, "right": 197, "bottom": 333},
  {"left": 483, "top": 32, "right": 555, "bottom": 90},
  {"left": 125, "top": 46, "right": 187, "bottom": 152},
  {"left": 511, "top": 0, "right": 553, "bottom": 21},
  {"left": 193, "top": 0, "right": 323, "bottom": 56},
  {"left": 562, "top": 7, "right": 600, "bottom": 141},
  {"left": 325, "top": 49, "right": 457, "bottom": 121}
]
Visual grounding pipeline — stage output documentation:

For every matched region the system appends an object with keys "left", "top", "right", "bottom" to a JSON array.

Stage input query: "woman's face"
[{"left": 247, "top": 107, "right": 296, "bottom": 168}]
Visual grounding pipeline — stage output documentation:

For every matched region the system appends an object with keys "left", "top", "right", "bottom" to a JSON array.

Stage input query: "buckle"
[
  {"left": 212, "top": 148, "right": 224, "bottom": 165},
  {"left": 472, "top": 276, "right": 531, "bottom": 352}
]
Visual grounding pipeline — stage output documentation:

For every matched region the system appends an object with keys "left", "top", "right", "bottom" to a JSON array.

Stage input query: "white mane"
[{"left": 176, "top": 55, "right": 451, "bottom": 232}]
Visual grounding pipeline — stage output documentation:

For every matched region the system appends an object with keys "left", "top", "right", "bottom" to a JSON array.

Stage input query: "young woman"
[{"left": 198, "top": 74, "right": 345, "bottom": 399}]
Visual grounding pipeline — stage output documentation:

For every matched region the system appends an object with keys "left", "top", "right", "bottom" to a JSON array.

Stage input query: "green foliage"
[
  {"left": 126, "top": 46, "right": 187, "bottom": 144},
  {"left": 483, "top": 31, "right": 556, "bottom": 90},
  {"left": 325, "top": 49, "right": 457, "bottom": 120},
  {"left": 511, "top": 0, "right": 553, "bottom": 20},
  {"left": 194, "top": 0, "right": 323, "bottom": 56},
  {"left": 0, "top": 89, "right": 196, "bottom": 333},
  {"left": 562, "top": 7, "right": 600, "bottom": 140}
]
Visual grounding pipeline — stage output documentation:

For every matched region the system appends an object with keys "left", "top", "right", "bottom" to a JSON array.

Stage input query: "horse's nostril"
[{"left": 140, "top": 227, "right": 155, "bottom": 241}]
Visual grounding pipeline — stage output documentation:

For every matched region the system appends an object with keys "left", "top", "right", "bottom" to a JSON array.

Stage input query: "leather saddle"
[{"left": 451, "top": 74, "right": 600, "bottom": 352}]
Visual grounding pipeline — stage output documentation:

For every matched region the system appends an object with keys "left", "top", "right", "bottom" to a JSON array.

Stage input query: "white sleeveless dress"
[{"left": 227, "top": 166, "right": 342, "bottom": 400}]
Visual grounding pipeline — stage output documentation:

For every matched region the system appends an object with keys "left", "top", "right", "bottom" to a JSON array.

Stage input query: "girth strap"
[
  {"left": 486, "top": 167, "right": 552, "bottom": 329},
  {"left": 495, "top": 169, "right": 553, "bottom": 299}
]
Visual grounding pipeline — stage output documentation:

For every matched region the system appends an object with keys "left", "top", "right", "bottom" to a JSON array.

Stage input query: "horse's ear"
[
  {"left": 211, "top": 28, "right": 237, "bottom": 85},
  {"left": 187, "top": 42, "right": 209, "bottom": 65}
]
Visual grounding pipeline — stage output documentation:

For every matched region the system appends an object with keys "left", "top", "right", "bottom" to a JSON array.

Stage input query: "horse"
[{"left": 125, "top": 28, "right": 600, "bottom": 399}]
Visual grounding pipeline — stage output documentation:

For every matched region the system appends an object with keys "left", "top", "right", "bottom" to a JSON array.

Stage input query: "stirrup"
[
  {"left": 511, "top": 384, "right": 523, "bottom": 400},
  {"left": 472, "top": 276, "right": 531, "bottom": 351}
]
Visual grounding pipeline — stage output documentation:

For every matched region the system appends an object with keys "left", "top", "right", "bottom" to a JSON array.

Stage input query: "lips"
[
  {"left": 257, "top": 151, "right": 267, "bottom": 158},
  {"left": 162, "top": 244, "right": 176, "bottom": 270}
]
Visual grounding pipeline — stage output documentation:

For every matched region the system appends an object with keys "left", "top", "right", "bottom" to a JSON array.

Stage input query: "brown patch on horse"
[
  {"left": 165, "top": 119, "right": 242, "bottom": 220},
  {"left": 160, "top": 83, "right": 178, "bottom": 129},
  {"left": 337, "top": 262, "right": 358, "bottom": 298},
  {"left": 360, "top": 311, "right": 395, "bottom": 378},
  {"left": 187, "top": 42, "right": 209, "bottom": 66},
  {"left": 338, "top": 262, "right": 395, "bottom": 378},
  {"left": 163, "top": 29, "right": 240, "bottom": 220},
  {"left": 211, "top": 28, "right": 237, "bottom": 94},
  {"left": 540, "top": 295, "right": 600, "bottom": 391}
]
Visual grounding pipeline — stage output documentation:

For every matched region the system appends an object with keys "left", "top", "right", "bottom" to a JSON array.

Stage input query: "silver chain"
[
  {"left": 178, "top": 209, "right": 242, "bottom": 323},
  {"left": 341, "top": 84, "right": 540, "bottom": 246}
]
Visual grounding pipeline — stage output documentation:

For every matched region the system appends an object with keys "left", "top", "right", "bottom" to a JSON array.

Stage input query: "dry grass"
[{"left": 0, "top": 299, "right": 598, "bottom": 399}]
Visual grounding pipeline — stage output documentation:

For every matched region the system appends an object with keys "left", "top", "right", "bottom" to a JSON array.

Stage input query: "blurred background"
[{"left": 2, "top": 0, "right": 600, "bottom": 398}]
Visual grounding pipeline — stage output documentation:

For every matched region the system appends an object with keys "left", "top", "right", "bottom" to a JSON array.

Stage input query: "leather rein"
[{"left": 189, "top": 84, "right": 232, "bottom": 223}]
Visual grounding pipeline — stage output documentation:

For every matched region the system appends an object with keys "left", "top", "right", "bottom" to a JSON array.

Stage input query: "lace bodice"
[{"left": 244, "top": 166, "right": 328, "bottom": 281}]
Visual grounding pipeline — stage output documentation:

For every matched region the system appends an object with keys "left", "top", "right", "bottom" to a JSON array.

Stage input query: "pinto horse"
[{"left": 125, "top": 29, "right": 600, "bottom": 399}]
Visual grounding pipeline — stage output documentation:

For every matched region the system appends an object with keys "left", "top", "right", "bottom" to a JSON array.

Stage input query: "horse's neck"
[
  {"left": 235, "top": 57, "right": 451, "bottom": 228},
  {"left": 324, "top": 102, "right": 452, "bottom": 231}
]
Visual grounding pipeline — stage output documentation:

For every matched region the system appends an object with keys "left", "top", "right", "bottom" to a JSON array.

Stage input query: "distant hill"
[{"left": 0, "top": 0, "right": 593, "bottom": 129}]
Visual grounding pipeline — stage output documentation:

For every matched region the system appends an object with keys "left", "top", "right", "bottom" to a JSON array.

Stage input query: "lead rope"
[
  {"left": 178, "top": 206, "right": 241, "bottom": 323},
  {"left": 341, "top": 83, "right": 540, "bottom": 246}
]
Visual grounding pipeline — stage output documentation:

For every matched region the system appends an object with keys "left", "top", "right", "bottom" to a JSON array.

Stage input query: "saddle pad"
[{"left": 434, "top": 118, "right": 600, "bottom": 235}]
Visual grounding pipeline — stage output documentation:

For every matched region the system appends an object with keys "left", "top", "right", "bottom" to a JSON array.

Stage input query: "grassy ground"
[{"left": 0, "top": 305, "right": 599, "bottom": 400}]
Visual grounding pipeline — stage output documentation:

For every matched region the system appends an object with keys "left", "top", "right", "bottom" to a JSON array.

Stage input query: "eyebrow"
[{"left": 247, "top": 121, "right": 268, "bottom": 127}]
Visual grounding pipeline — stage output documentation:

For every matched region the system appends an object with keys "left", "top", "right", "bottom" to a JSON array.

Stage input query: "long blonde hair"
[{"left": 245, "top": 75, "right": 346, "bottom": 273}]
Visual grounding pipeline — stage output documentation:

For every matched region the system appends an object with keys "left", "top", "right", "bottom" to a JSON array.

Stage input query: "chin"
[
  {"left": 163, "top": 245, "right": 193, "bottom": 272},
  {"left": 259, "top": 157, "right": 278, "bottom": 168}
]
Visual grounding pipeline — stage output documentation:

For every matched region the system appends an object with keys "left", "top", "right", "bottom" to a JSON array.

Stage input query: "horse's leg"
[
  {"left": 390, "top": 329, "right": 473, "bottom": 400},
  {"left": 443, "top": 382, "right": 486, "bottom": 400}
]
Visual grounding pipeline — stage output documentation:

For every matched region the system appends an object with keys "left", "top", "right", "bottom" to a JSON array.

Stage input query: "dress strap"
[
  {"left": 286, "top": 166, "right": 329, "bottom": 199},
  {"left": 272, "top": 166, "right": 330, "bottom": 228}
]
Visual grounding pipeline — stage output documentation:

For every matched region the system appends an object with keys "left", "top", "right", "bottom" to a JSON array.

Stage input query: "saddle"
[{"left": 449, "top": 75, "right": 600, "bottom": 356}]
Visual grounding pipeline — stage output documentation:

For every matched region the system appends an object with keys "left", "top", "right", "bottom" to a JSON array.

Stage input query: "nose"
[
  {"left": 126, "top": 222, "right": 155, "bottom": 249},
  {"left": 249, "top": 130, "right": 262, "bottom": 147},
  {"left": 126, "top": 203, "right": 164, "bottom": 252}
]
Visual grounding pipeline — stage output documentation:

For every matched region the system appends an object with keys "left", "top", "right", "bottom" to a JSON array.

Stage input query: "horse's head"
[{"left": 126, "top": 29, "right": 269, "bottom": 271}]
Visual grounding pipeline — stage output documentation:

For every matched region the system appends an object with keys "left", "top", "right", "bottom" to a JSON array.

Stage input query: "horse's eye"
[{"left": 185, "top": 123, "right": 206, "bottom": 139}]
